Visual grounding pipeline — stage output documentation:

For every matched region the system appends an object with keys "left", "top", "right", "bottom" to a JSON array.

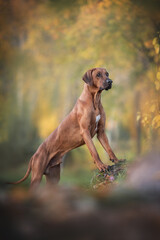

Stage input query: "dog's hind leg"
[
  {"left": 45, "top": 163, "right": 61, "bottom": 186},
  {"left": 30, "top": 147, "right": 48, "bottom": 190},
  {"left": 44, "top": 155, "right": 62, "bottom": 186}
]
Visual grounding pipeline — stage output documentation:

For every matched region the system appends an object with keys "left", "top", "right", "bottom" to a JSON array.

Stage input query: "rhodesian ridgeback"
[{"left": 10, "top": 68, "right": 118, "bottom": 189}]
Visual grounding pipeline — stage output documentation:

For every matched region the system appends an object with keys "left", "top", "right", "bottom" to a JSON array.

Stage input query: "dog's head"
[{"left": 82, "top": 68, "right": 112, "bottom": 91}]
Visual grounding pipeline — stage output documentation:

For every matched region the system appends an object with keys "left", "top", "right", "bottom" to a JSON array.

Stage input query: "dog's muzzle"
[{"left": 105, "top": 78, "right": 113, "bottom": 91}]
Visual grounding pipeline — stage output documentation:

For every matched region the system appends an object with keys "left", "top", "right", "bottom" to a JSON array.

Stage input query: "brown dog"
[{"left": 10, "top": 68, "right": 118, "bottom": 189}]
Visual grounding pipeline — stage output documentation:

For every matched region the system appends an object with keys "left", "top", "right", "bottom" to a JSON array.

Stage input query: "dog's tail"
[{"left": 7, "top": 158, "right": 32, "bottom": 185}]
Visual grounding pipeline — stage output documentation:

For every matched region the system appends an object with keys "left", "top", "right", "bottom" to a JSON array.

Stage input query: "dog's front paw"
[{"left": 96, "top": 161, "right": 108, "bottom": 172}]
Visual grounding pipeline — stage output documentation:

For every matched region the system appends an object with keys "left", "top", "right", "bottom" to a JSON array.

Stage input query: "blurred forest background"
[{"left": 0, "top": 0, "right": 160, "bottom": 186}]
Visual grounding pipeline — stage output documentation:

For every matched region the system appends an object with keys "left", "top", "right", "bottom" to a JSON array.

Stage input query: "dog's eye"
[
  {"left": 106, "top": 72, "right": 109, "bottom": 77},
  {"left": 96, "top": 72, "right": 101, "bottom": 78}
]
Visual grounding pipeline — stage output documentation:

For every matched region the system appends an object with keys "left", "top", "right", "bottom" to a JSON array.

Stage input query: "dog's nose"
[{"left": 106, "top": 79, "right": 113, "bottom": 84}]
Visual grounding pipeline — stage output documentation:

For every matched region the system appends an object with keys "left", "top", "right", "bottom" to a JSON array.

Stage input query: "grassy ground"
[
  {"left": 0, "top": 159, "right": 127, "bottom": 191},
  {"left": 0, "top": 139, "right": 134, "bottom": 189},
  {"left": 0, "top": 163, "right": 98, "bottom": 189}
]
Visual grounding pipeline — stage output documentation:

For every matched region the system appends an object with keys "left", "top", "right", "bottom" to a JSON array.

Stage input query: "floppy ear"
[{"left": 82, "top": 68, "right": 96, "bottom": 86}]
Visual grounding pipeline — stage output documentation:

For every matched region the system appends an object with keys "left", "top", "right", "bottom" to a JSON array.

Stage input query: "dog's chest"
[
  {"left": 95, "top": 114, "right": 101, "bottom": 132},
  {"left": 96, "top": 114, "right": 101, "bottom": 123}
]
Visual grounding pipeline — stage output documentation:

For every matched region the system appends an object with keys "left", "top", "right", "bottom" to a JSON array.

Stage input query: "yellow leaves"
[
  {"left": 32, "top": 95, "right": 59, "bottom": 139},
  {"left": 37, "top": 113, "right": 58, "bottom": 138},
  {"left": 136, "top": 112, "right": 141, "bottom": 121},
  {"left": 141, "top": 115, "right": 150, "bottom": 127},
  {"left": 141, "top": 101, "right": 160, "bottom": 130},
  {"left": 152, "top": 114, "right": 160, "bottom": 129},
  {"left": 155, "top": 44, "right": 160, "bottom": 54},
  {"left": 153, "top": 70, "right": 160, "bottom": 90},
  {"left": 154, "top": 68, "right": 160, "bottom": 90},
  {"left": 155, "top": 80, "right": 160, "bottom": 90},
  {"left": 99, "top": 0, "right": 112, "bottom": 8},
  {"left": 152, "top": 37, "right": 157, "bottom": 45},
  {"left": 152, "top": 37, "right": 160, "bottom": 54},
  {"left": 157, "top": 72, "right": 160, "bottom": 80},
  {"left": 95, "top": 60, "right": 105, "bottom": 67},
  {"left": 150, "top": 104, "right": 156, "bottom": 113},
  {"left": 80, "top": 47, "right": 94, "bottom": 60}
]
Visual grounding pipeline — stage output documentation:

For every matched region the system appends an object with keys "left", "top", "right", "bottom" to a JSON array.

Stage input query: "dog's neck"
[{"left": 80, "top": 84, "right": 102, "bottom": 110}]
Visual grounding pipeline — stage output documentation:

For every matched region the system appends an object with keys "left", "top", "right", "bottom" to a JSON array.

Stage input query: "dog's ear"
[{"left": 82, "top": 68, "right": 96, "bottom": 86}]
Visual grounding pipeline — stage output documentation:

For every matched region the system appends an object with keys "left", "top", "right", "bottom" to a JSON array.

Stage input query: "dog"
[{"left": 10, "top": 68, "right": 118, "bottom": 189}]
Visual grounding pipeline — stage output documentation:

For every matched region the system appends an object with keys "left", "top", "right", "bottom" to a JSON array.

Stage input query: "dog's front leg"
[
  {"left": 81, "top": 129, "right": 108, "bottom": 171},
  {"left": 97, "top": 130, "right": 118, "bottom": 163}
]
